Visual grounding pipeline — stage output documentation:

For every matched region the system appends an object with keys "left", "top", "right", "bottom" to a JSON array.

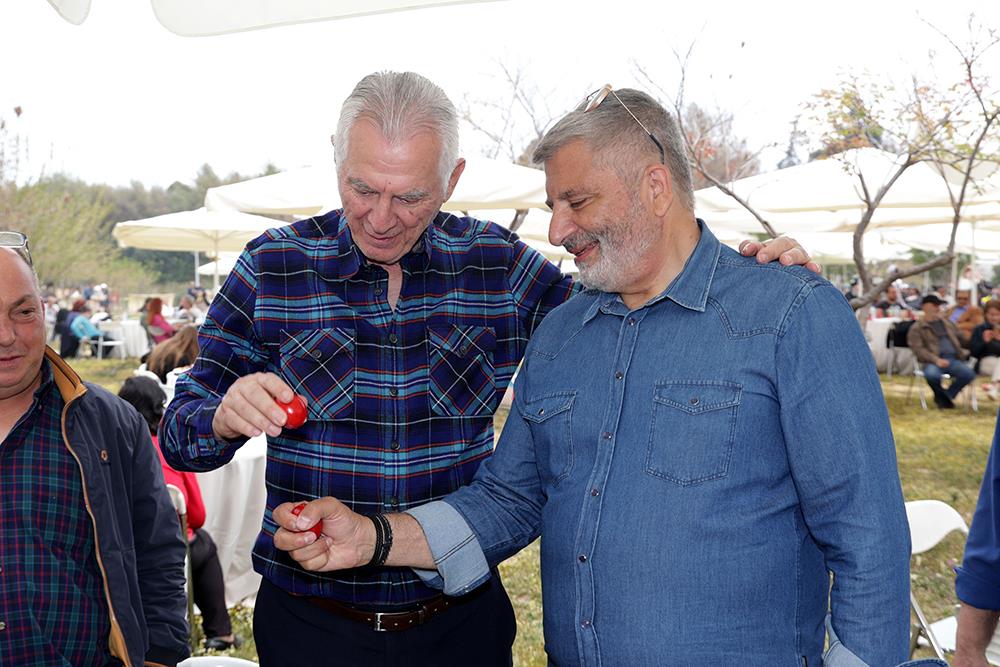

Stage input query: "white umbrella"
[
  {"left": 204, "top": 156, "right": 548, "bottom": 217},
  {"left": 45, "top": 0, "right": 500, "bottom": 36},
  {"left": 112, "top": 208, "right": 280, "bottom": 289},
  {"left": 197, "top": 252, "right": 241, "bottom": 277},
  {"left": 695, "top": 147, "right": 993, "bottom": 215}
]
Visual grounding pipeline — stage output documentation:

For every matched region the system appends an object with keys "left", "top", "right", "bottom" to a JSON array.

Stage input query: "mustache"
[{"left": 562, "top": 231, "right": 601, "bottom": 254}]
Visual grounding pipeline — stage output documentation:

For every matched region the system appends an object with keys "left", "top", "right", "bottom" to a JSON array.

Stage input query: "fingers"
[
  {"left": 212, "top": 372, "right": 296, "bottom": 440},
  {"left": 740, "top": 236, "right": 820, "bottom": 274}
]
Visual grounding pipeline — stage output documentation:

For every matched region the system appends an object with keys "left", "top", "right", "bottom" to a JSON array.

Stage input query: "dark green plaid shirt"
[{"left": 0, "top": 362, "right": 112, "bottom": 665}]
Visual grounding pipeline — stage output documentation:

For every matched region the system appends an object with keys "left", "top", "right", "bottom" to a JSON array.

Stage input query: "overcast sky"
[{"left": 2, "top": 0, "right": 997, "bottom": 188}]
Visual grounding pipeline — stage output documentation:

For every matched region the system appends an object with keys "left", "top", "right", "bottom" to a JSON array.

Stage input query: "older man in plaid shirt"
[{"left": 161, "top": 71, "right": 810, "bottom": 666}]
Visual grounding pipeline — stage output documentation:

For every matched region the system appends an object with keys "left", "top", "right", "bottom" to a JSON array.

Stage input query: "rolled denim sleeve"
[
  {"left": 406, "top": 501, "right": 491, "bottom": 596},
  {"left": 776, "top": 282, "right": 911, "bottom": 666},
  {"left": 956, "top": 411, "right": 1000, "bottom": 610}
]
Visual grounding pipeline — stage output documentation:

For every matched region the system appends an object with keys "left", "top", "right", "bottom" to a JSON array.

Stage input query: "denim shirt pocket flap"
[
  {"left": 652, "top": 381, "right": 741, "bottom": 415},
  {"left": 647, "top": 380, "right": 742, "bottom": 486},
  {"left": 521, "top": 392, "right": 576, "bottom": 485},
  {"left": 521, "top": 393, "right": 576, "bottom": 424},
  {"left": 427, "top": 325, "right": 497, "bottom": 358},
  {"left": 279, "top": 327, "right": 356, "bottom": 420},
  {"left": 427, "top": 325, "right": 497, "bottom": 417}
]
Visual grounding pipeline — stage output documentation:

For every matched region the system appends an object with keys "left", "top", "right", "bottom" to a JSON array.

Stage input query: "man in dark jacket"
[
  {"left": 908, "top": 293, "right": 976, "bottom": 409},
  {"left": 0, "top": 234, "right": 188, "bottom": 667}
]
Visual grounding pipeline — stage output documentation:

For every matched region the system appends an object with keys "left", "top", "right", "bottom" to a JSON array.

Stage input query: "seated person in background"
[
  {"left": 948, "top": 289, "right": 985, "bottom": 345},
  {"left": 903, "top": 285, "right": 923, "bottom": 310},
  {"left": 174, "top": 295, "right": 203, "bottom": 325},
  {"left": 972, "top": 300, "right": 1000, "bottom": 401},
  {"left": 909, "top": 294, "right": 976, "bottom": 409},
  {"left": 145, "top": 297, "right": 176, "bottom": 345},
  {"left": 117, "top": 376, "right": 241, "bottom": 651},
  {"left": 873, "top": 284, "right": 913, "bottom": 315},
  {"left": 69, "top": 303, "right": 117, "bottom": 357},
  {"left": 147, "top": 325, "right": 200, "bottom": 384},
  {"left": 58, "top": 298, "right": 87, "bottom": 358}
]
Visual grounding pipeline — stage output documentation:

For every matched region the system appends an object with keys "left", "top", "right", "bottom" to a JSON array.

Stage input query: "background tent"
[
  {"left": 45, "top": 0, "right": 498, "bottom": 35},
  {"left": 205, "top": 156, "right": 548, "bottom": 217},
  {"left": 112, "top": 208, "right": 279, "bottom": 289}
]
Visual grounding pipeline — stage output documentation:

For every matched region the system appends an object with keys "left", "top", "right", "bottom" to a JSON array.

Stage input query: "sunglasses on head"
[{"left": 584, "top": 84, "right": 665, "bottom": 164}]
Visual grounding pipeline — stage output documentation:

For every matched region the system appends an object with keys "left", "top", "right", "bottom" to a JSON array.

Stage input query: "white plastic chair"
[
  {"left": 178, "top": 658, "right": 259, "bottom": 667},
  {"left": 912, "top": 363, "right": 979, "bottom": 412},
  {"left": 906, "top": 499, "right": 969, "bottom": 660}
]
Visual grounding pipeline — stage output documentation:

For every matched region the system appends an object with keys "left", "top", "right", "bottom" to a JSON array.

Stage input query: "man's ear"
[
  {"left": 443, "top": 158, "right": 467, "bottom": 201},
  {"left": 646, "top": 163, "right": 674, "bottom": 217}
]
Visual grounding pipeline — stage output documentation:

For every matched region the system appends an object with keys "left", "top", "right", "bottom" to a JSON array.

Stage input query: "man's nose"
[
  {"left": 0, "top": 318, "right": 16, "bottom": 346},
  {"left": 368, "top": 194, "right": 395, "bottom": 232},
  {"left": 548, "top": 206, "right": 575, "bottom": 248}
]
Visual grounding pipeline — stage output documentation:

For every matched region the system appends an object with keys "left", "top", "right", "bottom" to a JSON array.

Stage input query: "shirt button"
[
  {"left": 0, "top": 620, "right": 6, "bottom": 631},
  {"left": 602, "top": 432, "right": 612, "bottom": 440},
  {"left": 689, "top": 397, "right": 700, "bottom": 406},
  {"left": 590, "top": 488, "right": 600, "bottom": 497},
  {"left": 614, "top": 371, "right": 623, "bottom": 380},
  {"left": 310, "top": 349, "right": 322, "bottom": 359},
  {"left": 390, "top": 497, "right": 399, "bottom": 508},
  {"left": 578, "top": 554, "right": 588, "bottom": 563},
  {"left": 388, "top": 333, "right": 398, "bottom": 344},
  {"left": 375, "top": 287, "right": 384, "bottom": 296},
  {"left": 389, "top": 387, "right": 398, "bottom": 397},
  {"left": 581, "top": 619, "right": 591, "bottom": 629},
  {"left": 628, "top": 318, "right": 636, "bottom": 326},
  {"left": 390, "top": 441, "right": 400, "bottom": 451}
]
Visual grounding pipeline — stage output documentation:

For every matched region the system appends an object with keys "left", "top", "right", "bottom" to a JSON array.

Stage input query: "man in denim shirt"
[{"left": 272, "top": 87, "right": 917, "bottom": 665}]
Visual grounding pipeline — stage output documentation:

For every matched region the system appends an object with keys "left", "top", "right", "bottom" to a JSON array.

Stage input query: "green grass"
[{"left": 75, "top": 359, "right": 999, "bottom": 663}]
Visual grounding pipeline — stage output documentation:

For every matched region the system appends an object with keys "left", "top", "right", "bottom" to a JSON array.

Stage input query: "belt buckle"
[{"left": 374, "top": 612, "right": 387, "bottom": 632}]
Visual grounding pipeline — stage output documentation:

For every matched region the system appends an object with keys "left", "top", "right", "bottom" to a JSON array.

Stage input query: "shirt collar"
[
  {"left": 330, "top": 209, "right": 439, "bottom": 280},
  {"left": 582, "top": 219, "right": 720, "bottom": 323}
]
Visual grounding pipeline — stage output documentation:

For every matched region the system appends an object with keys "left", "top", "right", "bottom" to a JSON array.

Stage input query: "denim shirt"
[{"left": 410, "top": 223, "right": 912, "bottom": 666}]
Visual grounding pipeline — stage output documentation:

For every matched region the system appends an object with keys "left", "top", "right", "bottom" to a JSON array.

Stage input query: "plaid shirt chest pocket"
[
  {"left": 427, "top": 325, "right": 497, "bottom": 417},
  {"left": 280, "top": 328, "right": 356, "bottom": 420}
]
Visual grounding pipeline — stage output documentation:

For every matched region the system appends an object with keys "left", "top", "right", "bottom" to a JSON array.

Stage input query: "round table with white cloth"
[
  {"left": 196, "top": 435, "right": 267, "bottom": 607},
  {"left": 100, "top": 319, "right": 149, "bottom": 358}
]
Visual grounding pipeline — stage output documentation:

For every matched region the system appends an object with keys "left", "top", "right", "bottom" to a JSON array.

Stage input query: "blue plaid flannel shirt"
[{"left": 161, "top": 209, "right": 576, "bottom": 605}]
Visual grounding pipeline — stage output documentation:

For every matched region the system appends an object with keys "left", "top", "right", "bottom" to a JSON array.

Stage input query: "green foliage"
[{"left": 909, "top": 248, "right": 973, "bottom": 285}]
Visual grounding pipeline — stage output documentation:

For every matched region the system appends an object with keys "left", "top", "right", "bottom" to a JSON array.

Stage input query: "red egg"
[
  {"left": 277, "top": 394, "right": 307, "bottom": 429},
  {"left": 290, "top": 502, "right": 323, "bottom": 538}
]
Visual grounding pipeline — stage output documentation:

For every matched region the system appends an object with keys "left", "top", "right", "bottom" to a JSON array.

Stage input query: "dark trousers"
[
  {"left": 253, "top": 575, "right": 516, "bottom": 667},
  {"left": 189, "top": 528, "right": 232, "bottom": 638},
  {"left": 923, "top": 359, "right": 976, "bottom": 401}
]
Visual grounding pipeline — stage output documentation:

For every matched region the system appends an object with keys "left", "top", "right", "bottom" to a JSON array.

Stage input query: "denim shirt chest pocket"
[
  {"left": 647, "top": 380, "right": 742, "bottom": 486},
  {"left": 521, "top": 392, "right": 576, "bottom": 485},
  {"left": 279, "top": 328, "right": 356, "bottom": 420},
  {"left": 427, "top": 325, "right": 497, "bottom": 417}
]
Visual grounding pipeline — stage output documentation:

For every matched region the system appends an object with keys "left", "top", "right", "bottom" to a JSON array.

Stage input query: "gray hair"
[
  {"left": 533, "top": 88, "right": 694, "bottom": 211},
  {"left": 333, "top": 71, "right": 460, "bottom": 190}
]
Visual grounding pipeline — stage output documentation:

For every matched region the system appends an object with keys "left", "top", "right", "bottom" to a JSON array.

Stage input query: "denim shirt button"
[
  {"left": 628, "top": 318, "right": 636, "bottom": 326},
  {"left": 580, "top": 619, "right": 591, "bottom": 628},
  {"left": 590, "top": 488, "right": 600, "bottom": 497},
  {"left": 602, "top": 432, "right": 612, "bottom": 440},
  {"left": 689, "top": 397, "right": 700, "bottom": 406},
  {"left": 578, "top": 554, "right": 588, "bottom": 563},
  {"left": 614, "top": 371, "right": 623, "bottom": 380}
]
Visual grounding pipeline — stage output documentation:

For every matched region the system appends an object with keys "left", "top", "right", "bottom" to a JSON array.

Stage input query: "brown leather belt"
[{"left": 304, "top": 585, "right": 486, "bottom": 632}]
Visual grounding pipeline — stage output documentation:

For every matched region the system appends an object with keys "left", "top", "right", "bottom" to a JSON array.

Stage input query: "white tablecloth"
[
  {"left": 197, "top": 435, "right": 267, "bottom": 607},
  {"left": 100, "top": 320, "right": 149, "bottom": 358},
  {"left": 866, "top": 317, "right": 916, "bottom": 374}
]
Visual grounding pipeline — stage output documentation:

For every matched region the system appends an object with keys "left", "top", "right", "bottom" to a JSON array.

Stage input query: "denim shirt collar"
[{"left": 583, "top": 219, "right": 720, "bottom": 323}]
